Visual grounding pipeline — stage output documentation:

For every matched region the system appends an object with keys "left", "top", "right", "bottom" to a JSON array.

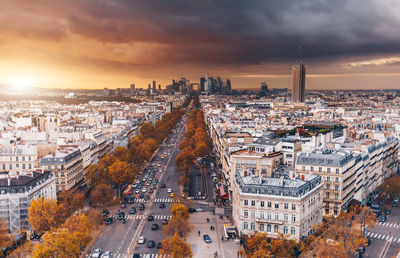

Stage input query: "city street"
[{"left": 87, "top": 116, "right": 188, "bottom": 258}]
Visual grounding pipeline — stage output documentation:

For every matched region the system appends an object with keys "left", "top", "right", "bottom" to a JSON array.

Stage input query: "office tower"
[
  {"left": 152, "top": 81, "right": 156, "bottom": 91},
  {"left": 226, "top": 79, "right": 231, "bottom": 93},
  {"left": 200, "top": 77, "right": 205, "bottom": 92},
  {"left": 158, "top": 84, "right": 161, "bottom": 91},
  {"left": 260, "top": 82, "right": 268, "bottom": 96},
  {"left": 292, "top": 63, "right": 306, "bottom": 102},
  {"left": 130, "top": 84, "right": 135, "bottom": 95}
]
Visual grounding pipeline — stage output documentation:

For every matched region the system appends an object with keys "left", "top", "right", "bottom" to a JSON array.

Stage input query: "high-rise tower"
[{"left": 292, "top": 63, "right": 306, "bottom": 102}]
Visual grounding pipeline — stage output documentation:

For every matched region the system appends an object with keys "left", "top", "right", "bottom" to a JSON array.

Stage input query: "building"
[
  {"left": 39, "top": 148, "right": 83, "bottom": 192},
  {"left": 0, "top": 170, "right": 56, "bottom": 232},
  {"left": 0, "top": 145, "right": 37, "bottom": 172},
  {"left": 232, "top": 170, "right": 323, "bottom": 241},
  {"left": 260, "top": 82, "right": 268, "bottom": 96},
  {"left": 292, "top": 63, "right": 306, "bottom": 102}
]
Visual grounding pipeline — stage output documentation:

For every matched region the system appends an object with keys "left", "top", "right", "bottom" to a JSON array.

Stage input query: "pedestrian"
[
  {"left": 198, "top": 230, "right": 200, "bottom": 236},
  {"left": 221, "top": 236, "right": 224, "bottom": 242}
]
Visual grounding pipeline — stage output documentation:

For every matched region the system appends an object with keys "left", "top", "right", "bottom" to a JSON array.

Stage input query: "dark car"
[
  {"left": 129, "top": 207, "right": 136, "bottom": 214},
  {"left": 102, "top": 209, "right": 109, "bottom": 217},
  {"left": 139, "top": 193, "right": 145, "bottom": 199},
  {"left": 148, "top": 215, "right": 154, "bottom": 221},
  {"left": 105, "top": 217, "right": 113, "bottom": 225},
  {"left": 159, "top": 203, "right": 166, "bottom": 209},
  {"left": 385, "top": 208, "right": 391, "bottom": 215},
  {"left": 121, "top": 203, "right": 126, "bottom": 208},
  {"left": 147, "top": 240, "right": 155, "bottom": 248},
  {"left": 132, "top": 254, "right": 140, "bottom": 258},
  {"left": 149, "top": 188, "right": 154, "bottom": 193},
  {"left": 379, "top": 215, "right": 386, "bottom": 222},
  {"left": 144, "top": 195, "right": 150, "bottom": 201},
  {"left": 139, "top": 203, "right": 145, "bottom": 210},
  {"left": 153, "top": 179, "right": 158, "bottom": 185},
  {"left": 118, "top": 212, "right": 125, "bottom": 220},
  {"left": 203, "top": 234, "right": 212, "bottom": 243},
  {"left": 128, "top": 198, "right": 135, "bottom": 204},
  {"left": 123, "top": 197, "right": 129, "bottom": 203},
  {"left": 157, "top": 242, "right": 162, "bottom": 249},
  {"left": 392, "top": 201, "right": 398, "bottom": 207},
  {"left": 188, "top": 208, "right": 196, "bottom": 213},
  {"left": 162, "top": 219, "right": 168, "bottom": 225},
  {"left": 151, "top": 223, "right": 159, "bottom": 230},
  {"left": 161, "top": 183, "right": 166, "bottom": 188}
]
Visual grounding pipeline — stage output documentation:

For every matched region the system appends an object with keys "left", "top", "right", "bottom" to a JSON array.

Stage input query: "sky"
[{"left": 1, "top": 0, "right": 400, "bottom": 90}]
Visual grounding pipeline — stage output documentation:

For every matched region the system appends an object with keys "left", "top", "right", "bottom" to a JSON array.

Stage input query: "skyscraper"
[
  {"left": 292, "top": 63, "right": 306, "bottom": 102},
  {"left": 152, "top": 81, "right": 156, "bottom": 92}
]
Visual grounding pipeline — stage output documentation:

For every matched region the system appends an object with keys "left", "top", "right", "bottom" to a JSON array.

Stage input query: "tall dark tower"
[
  {"left": 292, "top": 64, "right": 306, "bottom": 102},
  {"left": 200, "top": 77, "right": 205, "bottom": 92},
  {"left": 152, "top": 81, "right": 156, "bottom": 91}
]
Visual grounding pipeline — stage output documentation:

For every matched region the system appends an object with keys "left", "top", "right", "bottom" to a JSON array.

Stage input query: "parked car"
[
  {"left": 379, "top": 215, "right": 387, "bottom": 222},
  {"left": 102, "top": 209, "right": 109, "bottom": 217},
  {"left": 151, "top": 223, "right": 159, "bottom": 230},
  {"left": 120, "top": 203, "right": 126, "bottom": 208},
  {"left": 128, "top": 198, "right": 134, "bottom": 204},
  {"left": 103, "top": 251, "right": 111, "bottom": 258},
  {"left": 188, "top": 208, "right": 196, "bottom": 213},
  {"left": 162, "top": 219, "right": 168, "bottom": 225},
  {"left": 385, "top": 208, "right": 391, "bottom": 215},
  {"left": 159, "top": 203, "right": 166, "bottom": 209},
  {"left": 157, "top": 242, "right": 162, "bottom": 249},
  {"left": 203, "top": 234, "right": 212, "bottom": 243},
  {"left": 91, "top": 249, "right": 102, "bottom": 258},
  {"left": 161, "top": 183, "right": 166, "bottom": 188}
]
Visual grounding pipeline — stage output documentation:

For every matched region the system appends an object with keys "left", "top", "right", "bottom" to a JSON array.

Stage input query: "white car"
[
  {"left": 167, "top": 188, "right": 172, "bottom": 193},
  {"left": 168, "top": 153, "right": 171, "bottom": 156},
  {"left": 91, "top": 249, "right": 102, "bottom": 258},
  {"left": 103, "top": 251, "right": 111, "bottom": 258},
  {"left": 135, "top": 189, "right": 140, "bottom": 194},
  {"left": 142, "top": 188, "right": 147, "bottom": 193},
  {"left": 159, "top": 169, "right": 163, "bottom": 173},
  {"left": 138, "top": 236, "right": 146, "bottom": 244},
  {"left": 195, "top": 207, "right": 204, "bottom": 212}
]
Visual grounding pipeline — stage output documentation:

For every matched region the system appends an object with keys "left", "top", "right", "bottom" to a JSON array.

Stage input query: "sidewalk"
[{"left": 187, "top": 212, "right": 240, "bottom": 258}]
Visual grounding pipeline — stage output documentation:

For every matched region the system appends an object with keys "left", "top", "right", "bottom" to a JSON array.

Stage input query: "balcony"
[{"left": 255, "top": 217, "right": 283, "bottom": 224}]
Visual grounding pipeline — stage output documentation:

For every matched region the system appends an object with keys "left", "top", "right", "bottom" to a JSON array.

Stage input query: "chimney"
[{"left": 280, "top": 176, "right": 284, "bottom": 186}]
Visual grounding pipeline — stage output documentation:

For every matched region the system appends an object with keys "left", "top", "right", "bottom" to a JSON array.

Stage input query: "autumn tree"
[
  {"left": 352, "top": 206, "right": 376, "bottom": 236},
  {"left": 63, "top": 213, "right": 91, "bottom": 245},
  {"left": 28, "top": 197, "right": 64, "bottom": 235},
  {"left": 114, "top": 146, "right": 132, "bottom": 162},
  {"left": 86, "top": 209, "right": 103, "bottom": 230},
  {"left": 159, "top": 232, "right": 193, "bottom": 258},
  {"left": 58, "top": 191, "right": 85, "bottom": 217},
  {"left": 170, "top": 203, "right": 190, "bottom": 219},
  {"left": 164, "top": 204, "right": 193, "bottom": 237},
  {"left": 140, "top": 122, "right": 156, "bottom": 139},
  {"left": 379, "top": 175, "right": 400, "bottom": 199},
  {"left": 239, "top": 232, "right": 270, "bottom": 258},
  {"left": 9, "top": 241, "right": 33, "bottom": 258},
  {"left": 108, "top": 159, "right": 136, "bottom": 195},
  {"left": 0, "top": 218, "right": 12, "bottom": 249},
  {"left": 90, "top": 183, "right": 115, "bottom": 207}
]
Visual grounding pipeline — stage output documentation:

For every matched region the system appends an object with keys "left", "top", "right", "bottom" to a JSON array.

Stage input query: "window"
[
  {"left": 292, "top": 204, "right": 296, "bottom": 210},
  {"left": 310, "top": 166, "right": 314, "bottom": 172},
  {"left": 334, "top": 193, "right": 338, "bottom": 200},
  {"left": 319, "top": 167, "right": 322, "bottom": 172},
  {"left": 284, "top": 203, "right": 288, "bottom": 209},
  {"left": 335, "top": 177, "right": 339, "bottom": 183},
  {"left": 9, "top": 164, "right": 12, "bottom": 169},
  {"left": 284, "top": 213, "right": 288, "bottom": 222},
  {"left": 274, "top": 213, "right": 279, "bottom": 221},
  {"left": 327, "top": 168, "right": 331, "bottom": 173},
  {"left": 2, "top": 164, "right": 4, "bottom": 170},
  {"left": 275, "top": 203, "right": 279, "bottom": 209},
  {"left": 326, "top": 184, "right": 330, "bottom": 190},
  {"left": 326, "top": 192, "right": 330, "bottom": 199},
  {"left": 292, "top": 215, "right": 296, "bottom": 222},
  {"left": 16, "top": 157, "right": 19, "bottom": 161},
  {"left": 261, "top": 169, "right": 267, "bottom": 174},
  {"left": 283, "top": 226, "right": 288, "bottom": 234},
  {"left": 326, "top": 176, "right": 330, "bottom": 182},
  {"left": 251, "top": 222, "right": 255, "bottom": 230},
  {"left": 274, "top": 225, "right": 279, "bottom": 233},
  {"left": 267, "top": 212, "right": 272, "bottom": 220},
  {"left": 244, "top": 210, "right": 248, "bottom": 218},
  {"left": 28, "top": 164, "right": 32, "bottom": 169},
  {"left": 267, "top": 202, "right": 271, "bottom": 208},
  {"left": 22, "top": 164, "right": 25, "bottom": 169},
  {"left": 244, "top": 222, "right": 248, "bottom": 230},
  {"left": 267, "top": 224, "right": 271, "bottom": 232},
  {"left": 251, "top": 210, "right": 255, "bottom": 219},
  {"left": 302, "top": 166, "right": 305, "bottom": 171},
  {"left": 334, "top": 210, "right": 338, "bottom": 216},
  {"left": 260, "top": 201, "right": 264, "bottom": 207},
  {"left": 336, "top": 168, "right": 339, "bottom": 174},
  {"left": 16, "top": 164, "right": 19, "bottom": 168},
  {"left": 335, "top": 185, "right": 339, "bottom": 191},
  {"left": 260, "top": 211, "right": 264, "bottom": 219},
  {"left": 244, "top": 200, "right": 248, "bottom": 205},
  {"left": 251, "top": 200, "right": 255, "bottom": 206},
  {"left": 260, "top": 224, "right": 264, "bottom": 231},
  {"left": 291, "top": 227, "right": 296, "bottom": 235}
]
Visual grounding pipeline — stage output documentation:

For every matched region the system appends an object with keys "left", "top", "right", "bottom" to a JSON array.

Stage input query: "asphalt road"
[
  {"left": 88, "top": 115, "right": 188, "bottom": 258},
  {"left": 364, "top": 205, "right": 400, "bottom": 257}
]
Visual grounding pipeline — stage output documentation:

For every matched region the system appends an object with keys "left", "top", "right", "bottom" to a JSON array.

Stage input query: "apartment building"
[
  {"left": 0, "top": 170, "right": 56, "bottom": 232},
  {"left": 39, "top": 147, "right": 83, "bottom": 192},
  {"left": 0, "top": 145, "right": 37, "bottom": 172},
  {"left": 232, "top": 170, "right": 323, "bottom": 241}
]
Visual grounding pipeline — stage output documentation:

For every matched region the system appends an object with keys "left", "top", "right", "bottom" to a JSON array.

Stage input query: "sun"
[{"left": 9, "top": 76, "right": 32, "bottom": 91}]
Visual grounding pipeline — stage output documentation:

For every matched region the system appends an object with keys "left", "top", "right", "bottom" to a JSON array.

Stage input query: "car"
[
  {"left": 147, "top": 240, "right": 155, "bottom": 248},
  {"left": 102, "top": 209, "right": 109, "bottom": 217},
  {"left": 128, "top": 190, "right": 133, "bottom": 195},
  {"left": 144, "top": 195, "right": 150, "bottom": 201},
  {"left": 385, "top": 208, "right": 391, "bottom": 215},
  {"left": 121, "top": 203, "right": 126, "bottom": 208},
  {"left": 188, "top": 208, "right": 196, "bottom": 213},
  {"left": 157, "top": 242, "right": 162, "bottom": 249},
  {"left": 162, "top": 219, "right": 168, "bottom": 225},
  {"left": 139, "top": 203, "right": 145, "bottom": 210},
  {"left": 123, "top": 197, "right": 129, "bottom": 203},
  {"left": 146, "top": 181, "right": 151, "bottom": 186},
  {"left": 135, "top": 189, "right": 140, "bottom": 194},
  {"left": 103, "top": 251, "right": 111, "bottom": 258},
  {"left": 392, "top": 201, "right": 398, "bottom": 207},
  {"left": 149, "top": 188, "right": 154, "bottom": 193},
  {"left": 139, "top": 193, "right": 145, "bottom": 199},
  {"left": 129, "top": 207, "right": 136, "bottom": 214},
  {"left": 128, "top": 198, "right": 135, "bottom": 204},
  {"left": 168, "top": 153, "right": 171, "bottom": 156},
  {"left": 132, "top": 254, "right": 140, "bottom": 258},
  {"left": 197, "top": 191, "right": 202, "bottom": 196},
  {"left": 151, "top": 223, "right": 159, "bottom": 230},
  {"left": 379, "top": 215, "right": 387, "bottom": 222},
  {"left": 167, "top": 188, "right": 172, "bottom": 193},
  {"left": 159, "top": 169, "right": 163, "bottom": 173},
  {"left": 153, "top": 179, "right": 158, "bottom": 185},
  {"left": 142, "top": 188, "right": 147, "bottom": 193},
  {"left": 161, "top": 183, "right": 166, "bottom": 188},
  {"left": 159, "top": 203, "right": 166, "bottom": 209},
  {"left": 137, "top": 184, "right": 142, "bottom": 189},
  {"left": 170, "top": 193, "right": 175, "bottom": 198},
  {"left": 148, "top": 215, "right": 154, "bottom": 221},
  {"left": 138, "top": 236, "right": 146, "bottom": 244},
  {"left": 203, "top": 234, "right": 212, "bottom": 243},
  {"left": 118, "top": 212, "right": 125, "bottom": 220},
  {"left": 195, "top": 207, "right": 203, "bottom": 212},
  {"left": 91, "top": 248, "right": 102, "bottom": 258},
  {"left": 132, "top": 183, "right": 137, "bottom": 188},
  {"left": 142, "top": 178, "right": 146, "bottom": 182},
  {"left": 105, "top": 217, "right": 113, "bottom": 225},
  {"left": 157, "top": 164, "right": 161, "bottom": 167}
]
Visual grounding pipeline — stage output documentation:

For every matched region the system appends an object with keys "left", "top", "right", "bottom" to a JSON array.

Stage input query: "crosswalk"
[
  {"left": 92, "top": 253, "right": 165, "bottom": 258},
  {"left": 111, "top": 214, "right": 172, "bottom": 220},
  {"left": 377, "top": 222, "right": 400, "bottom": 228},
  {"left": 365, "top": 231, "right": 400, "bottom": 243},
  {"left": 131, "top": 198, "right": 182, "bottom": 203}
]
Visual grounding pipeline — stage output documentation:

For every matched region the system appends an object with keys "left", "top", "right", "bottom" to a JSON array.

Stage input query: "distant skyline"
[{"left": 1, "top": 1, "right": 400, "bottom": 90}]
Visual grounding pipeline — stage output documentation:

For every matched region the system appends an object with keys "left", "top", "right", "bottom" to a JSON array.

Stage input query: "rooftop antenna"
[{"left": 297, "top": 45, "right": 303, "bottom": 64}]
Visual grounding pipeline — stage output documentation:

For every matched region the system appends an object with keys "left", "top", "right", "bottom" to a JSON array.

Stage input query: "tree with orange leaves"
[
  {"left": 28, "top": 197, "right": 64, "bottom": 235},
  {"left": 108, "top": 159, "right": 136, "bottom": 196},
  {"left": 114, "top": 146, "right": 132, "bottom": 163},
  {"left": 90, "top": 183, "right": 115, "bottom": 207},
  {"left": 159, "top": 232, "right": 193, "bottom": 258}
]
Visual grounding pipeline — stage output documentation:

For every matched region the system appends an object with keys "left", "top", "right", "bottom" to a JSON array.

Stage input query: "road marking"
[
  {"left": 397, "top": 238, "right": 400, "bottom": 243},
  {"left": 366, "top": 232, "right": 370, "bottom": 236}
]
